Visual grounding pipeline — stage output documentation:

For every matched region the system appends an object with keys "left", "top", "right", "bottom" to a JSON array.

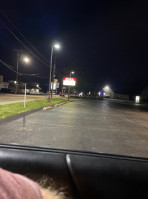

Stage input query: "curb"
[
  {"left": 43, "top": 101, "right": 68, "bottom": 110},
  {"left": 54, "top": 101, "right": 68, "bottom": 107},
  {"left": 42, "top": 106, "right": 52, "bottom": 111}
]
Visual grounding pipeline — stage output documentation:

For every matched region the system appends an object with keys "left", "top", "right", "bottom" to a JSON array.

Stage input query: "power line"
[
  {"left": 0, "top": 10, "right": 64, "bottom": 80},
  {"left": 0, "top": 58, "right": 48, "bottom": 78},
  {"left": 0, "top": 19, "right": 50, "bottom": 68},
  {"left": 0, "top": 59, "right": 17, "bottom": 73},
  {"left": 0, "top": 10, "right": 50, "bottom": 64}
]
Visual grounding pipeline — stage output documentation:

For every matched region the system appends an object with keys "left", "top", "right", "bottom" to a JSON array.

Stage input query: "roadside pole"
[
  {"left": 48, "top": 46, "right": 53, "bottom": 102},
  {"left": 68, "top": 86, "right": 70, "bottom": 100},
  {"left": 51, "top": 57, "right": 56, "bottom": 98},
  {"left": 62, "top": 86, "right": 64, "bottom": 97},
  {"left": 24, "top": 84, "right": 26, "bottom": 108}
]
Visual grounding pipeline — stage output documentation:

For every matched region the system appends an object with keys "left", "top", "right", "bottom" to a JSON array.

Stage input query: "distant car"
[
  {"left": 59, "top": 92, "right": 65, "bottom": 97},
  {"left": 0, "top": 88, "right": 14, "bottom": 93},
  {"left": 79, "top": 92, "right": 83, "bottom": 97}
]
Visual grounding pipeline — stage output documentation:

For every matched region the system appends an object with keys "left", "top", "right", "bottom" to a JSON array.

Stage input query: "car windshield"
[{"left": 0, "top": 0, "right": 148, "bottom": 158}]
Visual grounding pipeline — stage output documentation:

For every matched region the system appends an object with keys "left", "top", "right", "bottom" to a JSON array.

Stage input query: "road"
[{"left": 0, "top": 99, "right": 148, "bottom": 158}]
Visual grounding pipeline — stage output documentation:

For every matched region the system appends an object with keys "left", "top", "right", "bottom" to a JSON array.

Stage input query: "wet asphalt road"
[{"left": 0, "top": 99, "right": 148, "bottom": 158}]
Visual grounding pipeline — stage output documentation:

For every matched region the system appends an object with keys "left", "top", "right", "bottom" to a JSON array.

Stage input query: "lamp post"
[
  {"left": 15, "top": 51, "right": 30, "bottom": 94},
  {"left": 24, "top": 84, "right": 27, "bottom": 108},
  {"left": 22, "top": 57, "right": 30, "bottom": 108},
  {"left": 70, "top": 71, "right": 74, "bottom": 78},
  {"left": 51, "top": 57, "right": 56, "bottom": 98},
  {"left": 68, "top": 71, "right": 74, "bottom": 100},
  {"left": 48, "top": 43, "right": 60, "bottom": 102}
]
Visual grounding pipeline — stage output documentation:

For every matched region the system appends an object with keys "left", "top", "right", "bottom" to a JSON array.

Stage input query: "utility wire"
[
  {"left": 0, "top": 20, "right": 50, "bottom": 68},
  {"left": 0, "top": 11, "right": 64, "bottom": 80},
  {"left": 0, "top": 58, "right": 48, "bottom": 78},
  {"left": 0, "top": 59, "right": 17, "bottom": 73},
  {"left": 0, "top": 10, "right": 50, "bottom": 64}
]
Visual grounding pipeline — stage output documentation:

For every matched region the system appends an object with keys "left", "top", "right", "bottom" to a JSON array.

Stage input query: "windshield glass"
[{"left": 0, "top": 0, "right": 148, "bottom": 158}]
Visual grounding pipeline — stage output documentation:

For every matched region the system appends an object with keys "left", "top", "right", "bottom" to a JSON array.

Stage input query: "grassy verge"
[{"left": 0, "top": 98, "right": 70, "bottom": 120}]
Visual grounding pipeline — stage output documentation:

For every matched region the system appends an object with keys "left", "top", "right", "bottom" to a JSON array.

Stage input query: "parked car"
[
  {"left": 59, "top": 92, "right": 65, "bottom": 97},
  {"left": 0, "top": 88, "right": 14, "bottom": 93}
]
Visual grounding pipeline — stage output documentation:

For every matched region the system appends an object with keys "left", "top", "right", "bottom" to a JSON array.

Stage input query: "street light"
[
  {"left": 68, "top": 71, "right": 75, "bottom": 100},
  {"left": 24, "top": 57, "right": 30, "bottom": 63},
  {"left": 48, "top": 43, "right": 61, "bottom": 102},
  {"left": 54, "top": 44, "right": 60, "bottom": 49},
  {"left": 104, "top": 85, "right": 109, "bottom": 91},
  {"left": 15, "top": 51, "right": 30, "bottom": 94},
  {"left": 70, "top": 71, "right": 74, "bottom": 78}
]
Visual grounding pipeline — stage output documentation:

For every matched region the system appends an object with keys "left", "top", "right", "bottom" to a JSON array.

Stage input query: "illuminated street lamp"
[
  {"left": 104, "top": 86, "right": 109, "bottom": 91},
  {"left": 15, "top": 52, "right": 30, "bottom": 94},
  {"left": 54, "top": 44, "right": 60, "bottom": 49},
  {"left": 48, "top": 43, "right": 61, "bottom": 102},
  {"left": 36, "top": 84, "right": 39, "bottom": 88},
  {"left": 24, "top": 57, "right": 30, "bottom": 63},
  {"left": 70, "top": 71, "right": 74, "bottom": 78},
  {"left": 68, "top": 71, "right": 75, "bottom": 100}
]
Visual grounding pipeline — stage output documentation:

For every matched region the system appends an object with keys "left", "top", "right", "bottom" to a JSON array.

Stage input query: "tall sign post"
[
  {"left": 63, "top": 77, "right": 76, "bottom": 100},
  {"left": 24, "top": 84, "right": 27, "bottom": 108}
]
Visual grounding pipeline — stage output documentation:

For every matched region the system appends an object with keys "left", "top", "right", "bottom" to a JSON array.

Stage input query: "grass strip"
[{"left": 0, "top": 98, "right": 69, "bottom": 120}]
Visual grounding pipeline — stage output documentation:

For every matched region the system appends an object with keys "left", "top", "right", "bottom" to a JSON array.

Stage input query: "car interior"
[{"left": 0, "top": 144, "right": 148, "bottom": 199}]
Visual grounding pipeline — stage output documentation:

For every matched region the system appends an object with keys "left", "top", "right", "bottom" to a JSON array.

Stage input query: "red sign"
[{"left": 63, "top": 77, "right": 76, "bottom": 86}]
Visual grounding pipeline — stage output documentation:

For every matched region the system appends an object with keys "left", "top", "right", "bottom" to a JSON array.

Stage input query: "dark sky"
[{"left": 0, "top": 0, "right": 148, "bottom": 92}]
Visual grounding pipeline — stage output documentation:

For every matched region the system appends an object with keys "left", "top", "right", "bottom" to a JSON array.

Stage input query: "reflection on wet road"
[{"left": 0, "top": 99, "right": 148, "bottom": 157}]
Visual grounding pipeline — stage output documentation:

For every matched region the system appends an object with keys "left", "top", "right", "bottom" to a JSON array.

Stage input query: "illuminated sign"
[
  {"left": 135, "top": 96, "right": 140, "bottom": 103},
  {"left": 63, "top": 77, "right": 76, "bottom": 86}
]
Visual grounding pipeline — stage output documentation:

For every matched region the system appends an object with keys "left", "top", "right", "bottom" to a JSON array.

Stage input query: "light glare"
[
  {"left": 24, "top": 57, "right": 30, "bottom": 63},
  {"left": 135, "top": 96, "right": 140, "bottom": 103},
  {"left": 54, "top": 44, "right": 60, "bottom": 49},
  {"left": 105, "top": 86, "right": 109, "bottom": 90}
]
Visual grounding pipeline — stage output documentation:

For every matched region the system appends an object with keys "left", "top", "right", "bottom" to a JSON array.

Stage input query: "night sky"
[{"left": 0, "top": 0, "right": 148, "bottom": 92}]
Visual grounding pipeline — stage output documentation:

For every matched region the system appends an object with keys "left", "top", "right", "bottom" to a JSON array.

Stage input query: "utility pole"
[
  {"left": 68, "top": 71, "right": 74, "bottom": 100},
  {"left": 51, "top": 56, "right": 56, "bottom": 98},
  {"left": 24, "top": 84, "right": 27, "bottom": 108},
  {"left": 48, "top": 43, "right": 60, "bottom": 102},
  {"left": 15, "top": 53, "right": 19, "bottom": 94},
  {"left": 14, "top": 49, "right": 23, "bottom": 94},
  {"left": 62, "top": 86, "right": 64, "bottom": 97},
  {"left": 48, "top": 46, "right": 53, "bottom": 102}
]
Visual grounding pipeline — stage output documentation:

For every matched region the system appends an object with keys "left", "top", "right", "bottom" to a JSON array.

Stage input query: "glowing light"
[
  {"left": 135, "top": 96, "right": 140, "bottom": 103},
  {"left": 24, "top": 57, "right": 30, "bottom": 63},
  {"left": 105, "top": 86, "right": 109, "bottom": 91},
  {"left": 63, "top": 77, "right": 76, "bottom": 86},
  {"left": 54, "top": 44, "right": 60, "bottom": 49},
  {"left": 36, "top": 84, "right": 39, "bottom": 88},
  {"left": 98, "top": 92, "right": 100, "bottom": 96},
  {"left": 14, "top": 81, "right": 17, "bottom": 84}
]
